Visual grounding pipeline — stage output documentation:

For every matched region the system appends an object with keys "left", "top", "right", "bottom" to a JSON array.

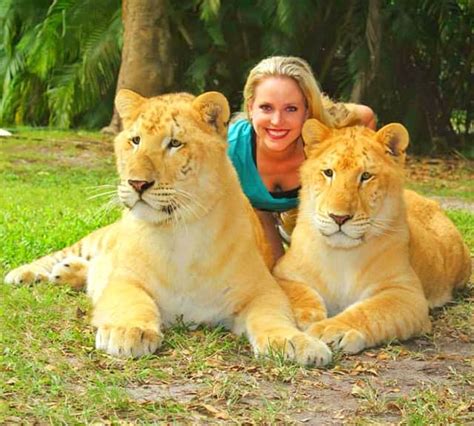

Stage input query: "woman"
[{"left": 227, "top": 56, "right": 375, "bottom": 264}]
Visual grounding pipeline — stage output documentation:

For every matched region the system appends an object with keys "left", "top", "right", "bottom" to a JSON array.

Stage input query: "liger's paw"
[
  {"left": 258, "top": 333, "right": 332, "bottom": 367},
  {"left": 309, "top": 321, "right": 367, "bottom": 354},
  {"left": 95, "top": 325, "right": 163, "bottom": 358},
  {"left": 293, "top": 305, "right": 327, "bottom": 331},
  {"left": 286, "top": 333, "right": 332, "bottom": 366},
  {"left": 4, "top": 265, "right": 49, "bottom": 285},
  {"left": 49, "top": 256, "right": 89, "bottom": 289},
  {"left": 277, "top": 279, "right": 327, "bottom": 330}
]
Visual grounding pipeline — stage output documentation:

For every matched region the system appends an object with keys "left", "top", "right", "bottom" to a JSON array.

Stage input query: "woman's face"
[{"left": 248, "top": 76, "right": 307, "bottom": 153}]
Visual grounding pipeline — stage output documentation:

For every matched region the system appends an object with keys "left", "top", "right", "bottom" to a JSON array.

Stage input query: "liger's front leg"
[
  {"left": 307, "top": 284, "right": 431, "bottom": 354},
  {"left": 236, "top": 287, "right": 332, "bottom": 366},
  {"left": 92, "top": 275, "right": 163, "bottom": 358},
  {"left": 277, "top": 278, "right": 327, "bottom": 330}
]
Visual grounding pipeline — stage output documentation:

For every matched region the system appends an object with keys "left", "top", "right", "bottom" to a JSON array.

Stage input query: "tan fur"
[
  {"left": 273, "top": 119, "right": 471, "bottom": 354},
  {"left": 405, "top": 189, "right": 472, "bottom": 307},
  {"left": 321, "top": 95, "right": 361, "bottom": 128},
  {"left": 5, "top": 90, "right": 332, "bottom": 365}
]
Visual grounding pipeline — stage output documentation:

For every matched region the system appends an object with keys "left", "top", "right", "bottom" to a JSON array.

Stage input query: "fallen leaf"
[
  {"left": 76, "top": 307, "right": 86, "bottom": 318},
  {"left": 333, "top": 410, "right": 346, "bottom": 419},
  {"left": 351, "top": 384, "right": 366, "bottom": 398},
  {"left": 200, "top": 404, "right": 230, "bottom": 420},
  {"left": 386, "top": 402, "right": 402, "bottom": 413}
]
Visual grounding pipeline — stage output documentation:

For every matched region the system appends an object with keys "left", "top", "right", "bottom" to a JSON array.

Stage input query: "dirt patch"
[
  {"left": 121, "top": 302, "right": 473, "bottom": 423},
  {"left": 126, "top": 383, "right": 203, "bottom": 404},
  {"left": 406, "top": 156, "right": 474, "bottom": 183},
  {"left": 6, "top": 135, "right": 114, "bottom": 169},
  {"left": 432, "top": 197, "right": 474, "bottom": 213}
]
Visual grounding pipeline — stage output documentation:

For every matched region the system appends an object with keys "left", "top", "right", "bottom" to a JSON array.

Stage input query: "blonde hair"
[{"left": 243, "top": 56, "right": 349, "bottom": 128}]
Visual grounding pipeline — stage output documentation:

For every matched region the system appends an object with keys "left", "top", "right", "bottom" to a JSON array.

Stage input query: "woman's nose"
[{"left": 270, "top": 110, "right": 282, "bottom": 125}]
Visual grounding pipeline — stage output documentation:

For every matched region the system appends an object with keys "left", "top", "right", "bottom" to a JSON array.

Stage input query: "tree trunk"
[
  {"left": 351, "top": 0, "right": 381, "bottom": 103},
  {"left": 102, "top": 0, "right": 175, "bottom": 134}
]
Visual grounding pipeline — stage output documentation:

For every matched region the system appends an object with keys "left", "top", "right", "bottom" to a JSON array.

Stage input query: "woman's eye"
[
  {"left": 286, "top": 106, "right": 297, "bottom": 112},
  {"left": 131, "top": 136, "right": 141, "bottom": 145},
  {"left": 259, "top": 104, "right": 272, "bottom": 112},
  {"left": 361, "top": 171, "right": 372, "bottom": 182},
  {"left": 323, "top": 169, "right": 333, "bottom": 178},
  {"left": 168, "top": 138, "right": 183, "bottom": 149}
]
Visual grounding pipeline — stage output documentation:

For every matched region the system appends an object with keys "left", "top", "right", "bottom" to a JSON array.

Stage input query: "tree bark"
[
  {"left": 351, "top": 0, "right": 381, "bottom": 103},
  {"left": 102, "top": 0, "right": 175, "bottom": 134}
]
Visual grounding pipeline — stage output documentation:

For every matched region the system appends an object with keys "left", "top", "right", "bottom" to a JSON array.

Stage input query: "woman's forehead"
[{"left": 253, "top": 76, "right": 305, "bottom": 103}]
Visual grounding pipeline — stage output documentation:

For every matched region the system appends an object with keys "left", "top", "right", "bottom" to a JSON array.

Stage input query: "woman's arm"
[
  {"left": 254, "top": 209, "right": 285, "bottom": 266},
  {"left": 322, "top": 95, "right": 376, "bottom": 129}
]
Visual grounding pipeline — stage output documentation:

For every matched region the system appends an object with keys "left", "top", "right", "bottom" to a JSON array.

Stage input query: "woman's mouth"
[{"left": 265, "top": 128, "right": 290, "bottom": 140}]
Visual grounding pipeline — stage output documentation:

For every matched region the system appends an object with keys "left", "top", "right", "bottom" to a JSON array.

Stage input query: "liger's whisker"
[
  {"left": 87, "top": 191, "right": 118, "bottom": 201},
  {"left": 92, "top": 196, "right": 122, "bottom": 221},
  {"left": 175, "top": 189, "right": 207, "bottom": 213},
  {"left": 86, "top": 184, "right": 117, "bottom": 193}
]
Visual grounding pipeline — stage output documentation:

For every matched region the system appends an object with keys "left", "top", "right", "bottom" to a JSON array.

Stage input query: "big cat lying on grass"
[
  {"left": 274, "top": 118, "right": 471, "bottom": 354},
  {"left": 5, "top": 92, "right": 470, "bottom": 365},
  {"left": 5, "top": 89, "right": 331, "bottom": 366}
]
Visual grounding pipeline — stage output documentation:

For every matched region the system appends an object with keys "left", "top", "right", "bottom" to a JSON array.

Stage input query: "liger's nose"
[
  {"left": 128, "top": 179, "right": 155, "bottom": 194},
  {"left": 329, "top": 213, "right": 352, "bottom": 226}
]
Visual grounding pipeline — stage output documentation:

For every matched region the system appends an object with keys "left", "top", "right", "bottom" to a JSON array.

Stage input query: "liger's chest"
[
  {"left": 145, "top": 229, "right": 238, "bottom": 328},
  {"left": 315, "top": 250, "right": 369, "bottom": 317}
]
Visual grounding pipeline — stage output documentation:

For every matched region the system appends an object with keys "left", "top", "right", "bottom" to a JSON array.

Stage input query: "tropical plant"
[
  {"left": 0, "top": 0, "right": 122, "bottom": 128},
  {"left": 0, "top": 0, "right": 472, "bottom": 154},
  {"left": 329, "top": 0, "right": 473, "bottom": 153}
]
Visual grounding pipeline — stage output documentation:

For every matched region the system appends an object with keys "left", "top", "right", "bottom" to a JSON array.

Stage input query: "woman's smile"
[{"left": 266, "top": 128, "right": 290, "bottom": 140}]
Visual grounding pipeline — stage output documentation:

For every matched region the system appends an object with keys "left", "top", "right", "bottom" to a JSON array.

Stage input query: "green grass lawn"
[{"left": 1, "top": 129, "right": 473, "bottom": 424}]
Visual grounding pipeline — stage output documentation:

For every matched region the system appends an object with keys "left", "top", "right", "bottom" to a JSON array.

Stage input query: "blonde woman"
[{"left": 227, "top": 56, "right": 375, "bottom": 264}]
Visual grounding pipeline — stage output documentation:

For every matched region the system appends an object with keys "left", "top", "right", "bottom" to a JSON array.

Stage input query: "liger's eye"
[
  {"left": 131, "top": 136, "right": 141, "bottom": 145},
  {"left": 168, "top": 138, "right": 183, "bottom": 149},
  {"left": 360, "top": 171, "right": 372, "bottom": 182},
  {"left": 323, "top": 169, "right": 333, "bottom": 178}
]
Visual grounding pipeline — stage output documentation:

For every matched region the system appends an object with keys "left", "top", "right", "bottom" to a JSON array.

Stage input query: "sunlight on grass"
[
  {"left": 1, "top": 129, "right": 473, "bottom": 423},
  {"left": 395, "top": 385, "right": 473, "bottom": 424},
  {"left": 407, "top": 180, "right": 473, "bottom": 200},
  {"left": 447, "top": 210, "right": 474, "bottom": 251}
]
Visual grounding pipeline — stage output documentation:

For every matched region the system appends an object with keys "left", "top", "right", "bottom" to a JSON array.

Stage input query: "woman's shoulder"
[
  {"left": 228, "top": 117, "right": 252, "bottom": 138},
  {"left": 228, "top": 118, "right": 252, "bottom": 155}
]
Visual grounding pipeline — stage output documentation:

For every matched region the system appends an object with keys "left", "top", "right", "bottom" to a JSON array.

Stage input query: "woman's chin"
[{"left": 261, "top": 138, "right": 295, "bottom": 152}]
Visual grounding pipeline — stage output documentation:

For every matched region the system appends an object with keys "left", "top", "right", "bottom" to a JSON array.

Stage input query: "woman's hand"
[{"left": 353, "top": 104, "right": 376, "bottom": 129}]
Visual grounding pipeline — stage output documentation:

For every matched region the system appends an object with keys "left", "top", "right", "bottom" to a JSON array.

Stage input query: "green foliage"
[
  {"left": 0, "top": 0, "right": 472, "bottom": 154},
  {"left": 447, "top": 210, "right": 474, "bottom": 250},
  {"left": 378, "top": 0, "right": 473, "bottom": 153},
  {"left": 0, "top": 0, "right": 121, "bottom": 128}
]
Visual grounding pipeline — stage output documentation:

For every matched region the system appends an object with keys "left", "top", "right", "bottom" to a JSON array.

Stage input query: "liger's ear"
[
  {"left": 375, "top": 123, "right": 409, "bottom": 158},
  {"left": 302, "top": 118, "right": 332, "bottom": 155},
  {"left": 115, "top": 89, "right": 147, "bottom": 128},
  {"left": 192, "top": 91, "right": 230, "bottom": 136}
]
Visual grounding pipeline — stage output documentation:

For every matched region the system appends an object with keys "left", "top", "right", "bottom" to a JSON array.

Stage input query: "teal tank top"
[{"left": 227, "top": 119, "right": 299, "bottom": 212}]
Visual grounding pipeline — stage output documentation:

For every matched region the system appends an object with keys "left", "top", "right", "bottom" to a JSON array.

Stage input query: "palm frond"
[
  {"left": 198, "top": 0, "right": 221, "bottom": 22},
  {"left": 185, "top": 53, "right": 213, "bottom": 93},
  {"left": 46, "top": 7, "right": 121, "bottom": 128}
]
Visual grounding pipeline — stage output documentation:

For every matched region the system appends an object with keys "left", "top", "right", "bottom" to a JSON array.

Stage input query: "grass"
[
  {"left": 405, "top": 156, "right": 473, "bottom": 200},
  {"left": 1, "top": 129, "right": 473, "bottom": 423},
  {"left": 395, "top": 385, "right": 474, "bottom": 425},
  {"left": 446, "top": 210, "right": 474, "bottom": 249}
]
